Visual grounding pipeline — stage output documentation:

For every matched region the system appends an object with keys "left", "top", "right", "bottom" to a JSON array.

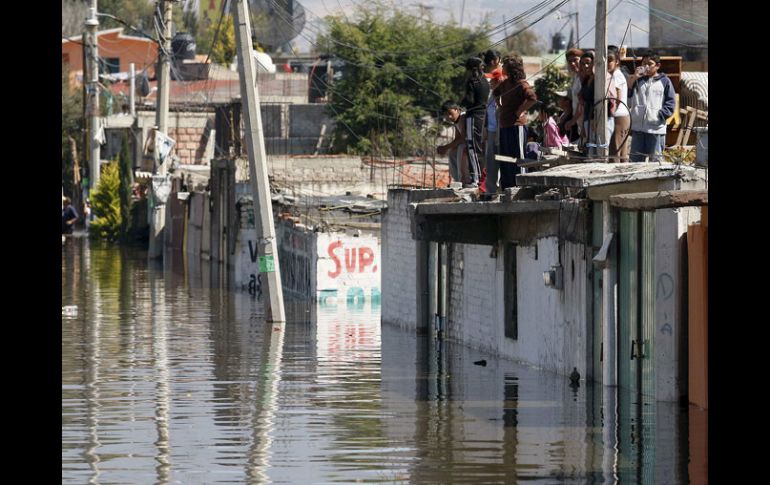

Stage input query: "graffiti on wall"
[{"left": 317, "top": 233, "right": 381, "bottom": 304}]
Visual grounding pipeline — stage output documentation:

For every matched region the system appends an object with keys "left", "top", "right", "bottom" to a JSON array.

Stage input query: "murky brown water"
[{"left": 62, "top": 238, "right": 703, "bottom": 484}]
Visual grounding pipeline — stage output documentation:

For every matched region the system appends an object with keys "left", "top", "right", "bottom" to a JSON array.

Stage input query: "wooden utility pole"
[
  {"left": 85, "top": 1, "right": 100, "bottom": 189},
  {"left": 594, "top": 0, "right": 608, "bottom": 160},
  {"left": 233, "top": 0, "right": 286, "bottom": 323}
]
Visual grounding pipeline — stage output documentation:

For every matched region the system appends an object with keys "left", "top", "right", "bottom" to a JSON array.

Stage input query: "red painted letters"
[{"left": 326, "top": 241, "right": 378, "bottom": 278}]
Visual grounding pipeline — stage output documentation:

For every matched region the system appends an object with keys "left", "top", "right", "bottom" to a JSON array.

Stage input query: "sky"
[{"left": 292, "top": 0, "right": 651, "bottom": 53}]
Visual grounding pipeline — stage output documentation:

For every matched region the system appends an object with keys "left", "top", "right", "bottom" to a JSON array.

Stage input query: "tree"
[
  {"left": 89, "top": 162, "right": 122, "bottom": 241},
  {"left": 96, "top": 0, "right": 187, "bottom": 39},
  {"left": 505, "top": 23, "right": 545, "bottom": 57},
  {"left": 62, "top": 0, "right": 90, "bottom": 38},
  {"left": 197, "top": 14, "right": 237, "bottom": 64},
  {"left": 317, "top": 3, "right": 490, "bottom": 157},
  {"left": 532, "top": 64, "right": 571, "bottom": 116},
  {"left": 62, "top": 61, "right": 84, "bottom": 199}
]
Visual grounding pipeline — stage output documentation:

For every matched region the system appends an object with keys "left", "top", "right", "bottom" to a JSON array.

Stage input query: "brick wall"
[
  {"left": 137, "top": 111, "right": 214, "bottom": 167},
  {"left": 168, "top": 126, "right": 210, "bottom": 165}
]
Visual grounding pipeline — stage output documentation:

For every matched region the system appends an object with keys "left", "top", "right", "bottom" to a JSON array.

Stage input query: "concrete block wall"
[
  {"left": 445, "top": 237, "right": 590, "bottom": 378},
  {"left": 381, "top": 187, "right": 476, "bottom": 331},
  {"left": 245, "top": 103, "right": 337, "bottom": 156},
  {"left": 382, "top": 189, "right": 420, "bottom": 330},
  {"left": 448, "top": 244, "right": 500, "bottom": 352},
  {"left": 509, "top": 239, "right": 589, "bottom": 377},
  {"left": 289, "top": 104, "right": 333, "bottom": 138},
  {"left": 260, "top": 104, "right": 284, "bottom": 138}
]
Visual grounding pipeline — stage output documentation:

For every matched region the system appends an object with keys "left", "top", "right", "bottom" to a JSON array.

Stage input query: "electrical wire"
[
  {"left": 625, "top": 0, "right": 708, "bottom": 41},
  {"left": 626, "top": 0, "right": 708, "bottom": 29}
]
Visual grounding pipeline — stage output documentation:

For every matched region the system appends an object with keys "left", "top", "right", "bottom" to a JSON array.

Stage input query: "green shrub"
[{"left": 89, "top": 162, "right": 122, "bottom": 241}]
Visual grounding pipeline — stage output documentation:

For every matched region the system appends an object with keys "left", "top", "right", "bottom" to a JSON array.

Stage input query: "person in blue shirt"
[{"left": 62, "top": 197, "right": 78, "bottom": 235}]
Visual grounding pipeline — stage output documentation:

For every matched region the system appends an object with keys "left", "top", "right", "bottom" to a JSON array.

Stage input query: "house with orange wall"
[{"left": 62, "top": 28, "right": 158, "bottom": 86}]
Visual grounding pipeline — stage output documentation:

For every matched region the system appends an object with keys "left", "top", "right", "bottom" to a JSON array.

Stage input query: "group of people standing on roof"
[{"left": 437, "top": 47, "right": 676, "bottom": 196}]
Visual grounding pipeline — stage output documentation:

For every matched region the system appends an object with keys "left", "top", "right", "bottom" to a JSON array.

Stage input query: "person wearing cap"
[
  {"left": 62, "top": 197, "right": 78, "bottom": 235},
  {"left": 482, "top": 50, "right": 503, "bottom": 194},
  {"left": 459, "top": 57, "right": 489, "bottom": 189}
]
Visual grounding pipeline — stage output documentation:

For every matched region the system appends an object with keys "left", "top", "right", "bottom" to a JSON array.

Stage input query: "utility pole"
[
  {"left": 129, "top": 63, "right": 136, "bottom": 116},
  {"left": 575, "top": 11, "right": 580, "bottom": 48},
  {"left": 149, "top": 0, "right": 175, "bottom": 259},
  {"left": 85, "top": 1, "right": 100, "bottom": 189},
  {"left": 594, "top": 0, "right": 608, "bottom": 160},
  {"left": 233, "top": 0, "right": 287, "bottom": 323},
  {"left": 156, "top": 0, "right": 173, "bottom": 175}
]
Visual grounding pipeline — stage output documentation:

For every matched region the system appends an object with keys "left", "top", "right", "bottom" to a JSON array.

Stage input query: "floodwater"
[{"left": 62, "top": 238, "right": 706, "bottom": 484}]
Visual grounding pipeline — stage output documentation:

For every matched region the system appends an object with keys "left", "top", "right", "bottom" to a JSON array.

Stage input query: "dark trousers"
[
  {"left": 464, "top": 112, "right": 484, "bottom": 185},
  {"left": 499, "top": 125, "right": 528, "bottom": 189}
]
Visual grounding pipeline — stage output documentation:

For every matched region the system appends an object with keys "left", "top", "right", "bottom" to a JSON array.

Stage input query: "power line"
[
  {"left": 626, "top": 0, "right": 708, "bottom": 29},
  {"left": 298, "top": 0, "right": 567, "bottom": 59},
  {"left": 626, "top": 0, "right": 708, "bottom": 41}
]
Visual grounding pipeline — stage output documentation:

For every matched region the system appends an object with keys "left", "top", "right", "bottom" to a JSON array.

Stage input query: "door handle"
[{"left": 631, "top": 340, "right": 636, "bottom": 360}]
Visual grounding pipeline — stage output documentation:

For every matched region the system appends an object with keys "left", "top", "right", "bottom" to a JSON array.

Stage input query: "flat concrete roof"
[
  {"left": 609, "top": 190, "right": 708, "bottom": 210},
  {"left": 414, "top": 199, "right": 561, "bottom": 216},
  {"left": 517, "top": 162, "right": 705, "bottom": 188}
]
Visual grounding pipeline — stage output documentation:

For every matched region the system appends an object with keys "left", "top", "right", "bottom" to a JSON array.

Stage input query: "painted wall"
[
  {"left": 381, "top": 189, "right": 591, "bottom": 377},
  {"left": 316, "top": 232, "right": 381, "bottom": 307},
  {"left": 233, "top": 199, "right": 260, "bottom": 290},
  {"left": 653, "top": 206, "right": 701, "bottom": 403},
  {"left": 446, "top": 238, "right": 591, "bottom": 378},
  {"left": 382, "top": 189, "right": 420, "bottom": 330},
  {"left": 62, "top": 29, "right": 158, "bottom": 84}
]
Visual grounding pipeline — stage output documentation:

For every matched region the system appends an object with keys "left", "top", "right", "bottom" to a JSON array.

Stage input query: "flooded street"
[{"left": 62, "top": 238, "right": 701, "bottom": 484}]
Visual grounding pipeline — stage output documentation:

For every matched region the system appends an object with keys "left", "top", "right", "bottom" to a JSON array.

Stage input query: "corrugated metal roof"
[{"left": 680, "top": 72, "right": 708, "bottom": 109}]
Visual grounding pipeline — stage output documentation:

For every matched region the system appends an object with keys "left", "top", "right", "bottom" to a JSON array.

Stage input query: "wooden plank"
[
  {"left": 675, "top": 109, "right": 688, "bottom": 146},
  {"left": 682, "top": 107, "right": 697, "bottom": 146}
]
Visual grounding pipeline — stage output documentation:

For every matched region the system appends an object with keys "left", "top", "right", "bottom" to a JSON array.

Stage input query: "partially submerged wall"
[
  {"left": 382, "top": 188, "right": 592, "bottom": 377},
  {"left": 381, "top": 189, "right": 453, "bottom": 330},
  {"left": 446, "top": 237, "right": 591, "bottom": 378}
]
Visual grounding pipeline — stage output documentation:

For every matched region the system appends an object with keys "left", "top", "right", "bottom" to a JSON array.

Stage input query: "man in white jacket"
[{"left": 628, "top": 51, "right": 676, "bottom": 162}]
